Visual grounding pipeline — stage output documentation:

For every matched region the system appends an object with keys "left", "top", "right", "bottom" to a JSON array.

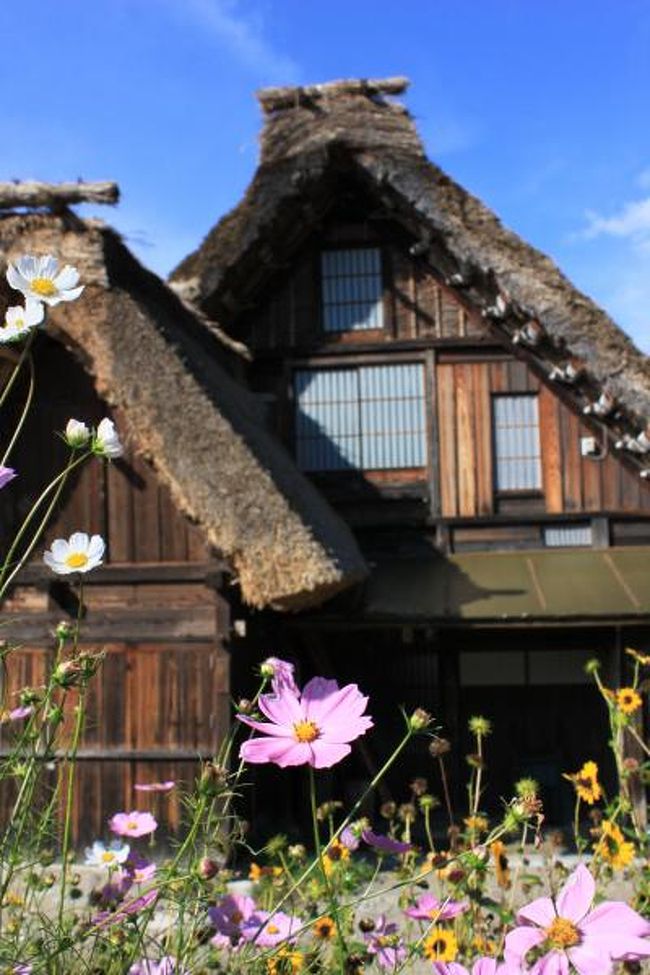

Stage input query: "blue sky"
[{"left": 3, "top": 0, "right": 650, "bottom": 350}]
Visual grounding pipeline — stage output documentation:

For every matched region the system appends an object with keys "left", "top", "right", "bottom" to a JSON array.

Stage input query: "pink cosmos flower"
[
  {"left": 404, "top": 892, "right": 468, "bottom": 922},
  {"left": 92, "top": 888, "right": 158, "bottom": 927},
  {"left": 505, "top": 862, "right": 650, "bottom": 974},
  {"left": 433, "top": 961, "right": 516, "bottom": 975},
  {"left": 364, "top": 915, "right": 407, "bottom": 970},
  {"left": 125, "top": 854, "right": 157, "bottom": 884},
  {"left": 109, "top": 810, "right": 158, "bottom": 838},
  {"left": 340, "top": 825, "right": 361, "bottom": 851},
  {"left": 362, "top": 828, "right": 411, "bottom": 855},
  {"left": 209, "top": 893, "right": 256, "bottom": 942},
  {"left": 240, "top": 909, "right": 302, "bottom": 947},
  {"left": 262, "top": 656, "right": 299, "bottom": 695},
  {"left": 0, "top": 466, "right": 16, "bottom": 489},
  {"left": 238, "top": 676, "right": 373, "bottom": 769},
  {"left": 133, "top": 780, "right": 175, "bottom": 793},
  {"left": 128, "top": 958, "right": 188, "bottom": 975}
]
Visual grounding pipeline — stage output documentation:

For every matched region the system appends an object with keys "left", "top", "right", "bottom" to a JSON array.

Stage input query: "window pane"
[
  {"left": 294, "top": 364, "right": 426, "bottom": 471},
  {"left": 493, "top": 394, "right": 542, "bottom": 491},
  {"left": 321, "top": 248, "right": 384, "bottom": 332},
  {"left": 543, "top": 524, "right": 593, "bottom": 547}
]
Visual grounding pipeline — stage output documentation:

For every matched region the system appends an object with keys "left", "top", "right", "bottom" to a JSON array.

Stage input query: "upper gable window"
[
  {"left": 321, "top": 248, "right": 384, "bottom": 332},
  {"left": 493, "top": 394, "right": 542, "bottom": 492},
  {"left": 294, "top": 363, "right": 426, "bottom": 471}
]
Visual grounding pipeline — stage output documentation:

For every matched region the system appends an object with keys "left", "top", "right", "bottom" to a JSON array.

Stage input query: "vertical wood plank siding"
[
  {"left": 242, "top": 236, "right": 484, "bottom": 350},
  {"left": 0, "top": 338, "right": 226, "bottom": 842},
  {"left": 436, "top": 359, "right": 650, "bottom": 517}
]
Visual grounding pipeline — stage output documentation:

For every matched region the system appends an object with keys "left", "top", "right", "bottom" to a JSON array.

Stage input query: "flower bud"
[
  {"left": 409, "top": 777, "right": 428, "bottom": 797},
  {"left": 197, "top": 857, "right": 219, "bottom": 880},
  {"left": 54, "top": 620, "right": 78, "bottom": 643},
  {"left": 584, "top": 657, "right": 601, "bottom": 675},
  {"left": 64, "top": 419, "right": 91, "bottom": 449},
  {"left": 468, "top": 715, "right": 492, "bottom": 736},
  {"left": 408, "top": 708, "right": 433, "bottom": 732}
]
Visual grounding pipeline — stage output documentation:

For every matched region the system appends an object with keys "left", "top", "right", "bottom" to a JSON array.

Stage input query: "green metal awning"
[{"left": 363, "top": 547, "right": 650, "bottom": 623}]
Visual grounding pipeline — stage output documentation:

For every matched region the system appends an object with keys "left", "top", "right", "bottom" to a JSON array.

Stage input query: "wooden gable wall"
[
  {"left": 237, "top": 211, "right": 650, "bottom": 535},
  {"left": 1, "top": 336, "right": 229, "bottom": 841}
]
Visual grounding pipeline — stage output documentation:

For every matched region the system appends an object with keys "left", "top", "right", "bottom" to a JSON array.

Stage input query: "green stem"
[
  {"left": 0, "top": 332, "right": 35, "bottom": 411},
  {"left": 1, "top": 353, "right": 34, "bottom": 467},
  {"left": 308, "top": 764, "right": 348, "bottom": 961},
  {"left": 57, "top": 580, "right": 86, "bottom": 926},
  {"left": 251, "top": 725, "right": 415, "bottom": 938},
  {"left": 0, "top": 450, "right": 90, "bottom": 598},
  {"left": 57, "top": 684, "right": 87, "bottom": 926}
]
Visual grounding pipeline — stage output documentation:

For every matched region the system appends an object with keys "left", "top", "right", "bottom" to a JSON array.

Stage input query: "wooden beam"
[
  {"left": 257, "top": 77, "right": 409, "bottom": 113},
  {"left": 1, "top": 607, "right": 217, "bottom": 643},
  {"left": 0, "top": 180, "right": 119, "bottom": 209},
  {"left": 14, "top": 560, "right": 226, "bottom": 587}
]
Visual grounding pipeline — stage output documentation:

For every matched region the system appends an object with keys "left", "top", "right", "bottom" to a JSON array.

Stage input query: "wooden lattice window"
[
  {"left": 492, "top": 394, "right": 542, "bottom": 492},
  {"left": 320, "top": 248, "right": 383, "bottom": 332},
  {"left": 294, "top": 363, "right": 426, "bottom": 471}
]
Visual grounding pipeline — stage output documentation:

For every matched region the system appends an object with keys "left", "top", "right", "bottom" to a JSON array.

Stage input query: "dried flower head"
[
  {"left": 409, "top": 776, "right": 428, "bottom": 797},
  {"left": 429, "top": 737, "right": 451, "bottom": 757}
]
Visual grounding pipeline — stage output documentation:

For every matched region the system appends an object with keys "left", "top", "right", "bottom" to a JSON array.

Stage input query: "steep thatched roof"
[
  {"left": 0, "top": 210, "right": 367, "bottom": 609},
  {"left": 171, "top": 77, "right": 650, "bottom": 444}
]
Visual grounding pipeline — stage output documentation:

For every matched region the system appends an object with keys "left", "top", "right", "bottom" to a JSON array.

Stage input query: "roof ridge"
[{"left": 256, "top": 76, "right": 409, "bottom": 114}]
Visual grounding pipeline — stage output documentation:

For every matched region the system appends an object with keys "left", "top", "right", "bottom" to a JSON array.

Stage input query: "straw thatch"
[
  {"left": 171, "top": 77, "right": 650, "bottom": 435},
  {"left": 0, "top": 211, "right": 367, "bottom": 609}
]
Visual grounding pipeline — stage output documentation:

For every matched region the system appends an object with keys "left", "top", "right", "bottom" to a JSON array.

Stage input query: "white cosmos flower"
[
  {"left": 43, "top": 532, "right": 105, "bottom": 575},
  {"left": 7, "top": 254, "right": 83, "bottom": 306},
  {"left": 0, "top": 299, "right": 44, "bottom": 343},
  {"left": 64, "top": 418, "right": 91, "bottom": 448},
  {"left": 93, "top": 418, "right": 123, "bottom": 459},
  {"left": 84, "top": 840, "right": 130, "bottom": 868}
]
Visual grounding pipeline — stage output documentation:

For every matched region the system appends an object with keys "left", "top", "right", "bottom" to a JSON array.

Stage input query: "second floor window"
[
  {"left": 295, "top": 363, "right": 426, "bottom": 471},
  {"left": 321, "top": 248, "right": 384, "bottom": 332},
  {"left": 493, "top": 394, "right": 542, "bottom": 492}
]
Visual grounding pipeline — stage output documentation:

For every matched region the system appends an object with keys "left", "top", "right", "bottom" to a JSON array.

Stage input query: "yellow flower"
[
  {"left": 564, "top": 760, "right": 602, "bottom": 804},
  {"left": 323, "top": 838, "right": 350, "bottom": 875},
  {"left": 249, "top": 862, "right": 283, "bottom": 881},
  {"left": 464, "top": 815, "right": 488, "bottom": 833},
  {"left": 473, "top": 934, "right": 497, "bottom": 956},
  {"left": 313, "top": 916, "right": 336, "bottom": 940},
  {"left": 490, "top": 840, "right": 511, "bottom": 889},
  {"left": 616, "top": 687, "right": 642, "bottom": 715},
  {"left": 423, "top": 927, "right": 458, "bottom": 962},
  {"left": 594, "top": 820, "right": 635, "bottom": 870},
  {"left": 267, "top": 946, "right": 304, "bottom": 974}
]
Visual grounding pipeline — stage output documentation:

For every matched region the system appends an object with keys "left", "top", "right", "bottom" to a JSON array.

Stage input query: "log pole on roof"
[
  {"left": 0, "top": 181, "right": 119, "bottom": 210},
  {"left": 256, "top": 76, "right": 410, "bottom": 113}
]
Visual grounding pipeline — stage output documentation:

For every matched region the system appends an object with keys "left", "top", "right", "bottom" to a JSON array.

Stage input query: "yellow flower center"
[
  {"left": 31, "top": 277, "right": 57, "bottom": 297},
  {"left": 267, "top": 923, "right": 279, "bottom": 934},
  {"left": 293, "top": 719, "right": 319, "bottom": 743},
  {"left": 545, "top": 917, "right": 580, "bottom": 949},
  {"left": 65, "top": 552, "right": 89, "bottom": 569},
  {"left": 101, "top": 852, "right": 116, "bottom": 864}
]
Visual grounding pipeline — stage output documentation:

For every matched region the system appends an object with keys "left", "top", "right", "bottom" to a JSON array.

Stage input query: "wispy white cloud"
[
  {"left": 163, "top": 0, "right": 300, "bottom": 82},
  {"left": 580, "top": 196, "right": 650, "bottom": 245}
]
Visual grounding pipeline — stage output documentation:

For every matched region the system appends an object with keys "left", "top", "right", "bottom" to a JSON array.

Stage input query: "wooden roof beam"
[
  {"left": 0, "top": 181, "right": 119, "bottom": 210},
  {"left": 257, "top": 77, "right": 410, "bottom": 114}
]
